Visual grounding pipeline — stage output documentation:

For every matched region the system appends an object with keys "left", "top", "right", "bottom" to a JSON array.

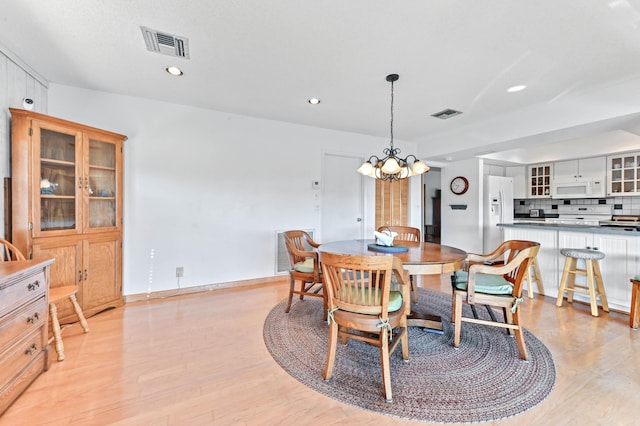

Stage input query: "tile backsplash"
[{"left": 514, "top": 196, "right": 640, "bottom": 216}]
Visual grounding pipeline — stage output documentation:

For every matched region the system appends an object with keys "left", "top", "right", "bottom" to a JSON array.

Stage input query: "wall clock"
[{"left": 450, "top": 176, "right": 469, "bottom": 195}]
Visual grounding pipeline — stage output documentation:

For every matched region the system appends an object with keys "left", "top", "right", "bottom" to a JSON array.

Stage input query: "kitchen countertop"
[{"left": 499, "top": 222, "right": 640, "bottom": 236}]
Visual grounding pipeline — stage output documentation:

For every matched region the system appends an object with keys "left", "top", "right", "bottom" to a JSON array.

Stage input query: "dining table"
[{"left": 318, "top": 239, "right": 467, "bottom": 331}]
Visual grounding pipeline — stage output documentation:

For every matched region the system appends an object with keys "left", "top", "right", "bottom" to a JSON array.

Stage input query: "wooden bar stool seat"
[
  {"left": 630, "top": 277, "right": 640, "bottom": 329},
  {"left": 49, "top": 285, "right": 90, "bottom": 361},
  {"left": 556, "top": 248, "right": 608, "bottom": 317}
]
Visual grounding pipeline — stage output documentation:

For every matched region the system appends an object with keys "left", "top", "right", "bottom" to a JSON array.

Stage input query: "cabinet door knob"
[
  {"left": 84, "top": 269, "right": 88, "bottom": 281},
  {"left": 79, "top": 270, "right": 83, "bottom": 283}
]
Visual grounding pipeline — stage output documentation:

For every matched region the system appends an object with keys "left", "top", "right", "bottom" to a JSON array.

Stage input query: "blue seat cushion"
[
  {"left": 294, "top": 258, "right": 316, "bottom": 273},
  {"left": 453, "top": 270, "right": 514, "bottom": 295}
]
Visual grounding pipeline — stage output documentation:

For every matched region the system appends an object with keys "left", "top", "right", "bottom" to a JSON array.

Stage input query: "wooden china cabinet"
[{"left": 9, "top": 108, "right": 126, "bottom": 323}]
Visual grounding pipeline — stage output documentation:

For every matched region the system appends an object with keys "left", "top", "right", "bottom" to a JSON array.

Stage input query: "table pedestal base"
[{"left": 408, "top": 311, "right": 443, "bottom": 332}]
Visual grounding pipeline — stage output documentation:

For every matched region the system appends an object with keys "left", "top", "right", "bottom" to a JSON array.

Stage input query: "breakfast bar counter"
[{"left": 498, "top": 223, "right": 639, "bottom": 314}]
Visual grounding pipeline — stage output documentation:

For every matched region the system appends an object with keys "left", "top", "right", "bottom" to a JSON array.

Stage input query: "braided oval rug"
[{"left": 263, "top": 288, "right": 555, "bottom": 423}]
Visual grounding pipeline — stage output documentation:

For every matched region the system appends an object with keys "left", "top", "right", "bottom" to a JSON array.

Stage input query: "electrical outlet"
[{"left": 176, "top": 266, "right": 184, "bottom": 278}]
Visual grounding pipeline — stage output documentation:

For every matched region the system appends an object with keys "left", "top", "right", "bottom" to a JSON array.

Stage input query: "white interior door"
[{"left": 322, "top": 153, "right": 364, "bottom": 242}]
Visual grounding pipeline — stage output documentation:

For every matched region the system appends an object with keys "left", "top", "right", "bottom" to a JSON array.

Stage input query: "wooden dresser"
[{"left": 0, "top": 259, "right": 54, "bottom": 415}]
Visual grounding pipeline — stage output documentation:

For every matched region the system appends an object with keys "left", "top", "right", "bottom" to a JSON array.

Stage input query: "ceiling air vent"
[
  {"left": 431, "top": 109, "right": 462, "bottom": 120},
  {"left": 140, "top": 26, "right": 190, "bottom": 59}
]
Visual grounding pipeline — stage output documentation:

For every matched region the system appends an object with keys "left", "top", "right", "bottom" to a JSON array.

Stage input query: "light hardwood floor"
[{"left": 2, "top": 275, "right": 638, "bottom": 425}]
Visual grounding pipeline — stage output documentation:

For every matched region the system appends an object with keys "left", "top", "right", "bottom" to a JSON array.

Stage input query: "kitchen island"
[{"left": 499, "top": 222, "right": 639, "bottom": 313}]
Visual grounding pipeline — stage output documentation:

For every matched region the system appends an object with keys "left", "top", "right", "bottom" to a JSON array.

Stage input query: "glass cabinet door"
[
  {"left": 86, "top": 137, "right": 118, "bottom": 230},
  {"left": 34, "top": 123, "right": 82, "bottom": 236}
]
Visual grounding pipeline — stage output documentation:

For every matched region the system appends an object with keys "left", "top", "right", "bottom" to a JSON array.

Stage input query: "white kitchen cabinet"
[
  {"left": 554, "top": 156, "right": 606, "bottom": 180},
  {"left": 558, "top": 230, "right": 638, "bottom": 312},
  {"left": 503, "top": 227, "right": 558, "bottom": 297},
  {"left": 607, "top": 151, "right": 640, "bottom": 196},
  {"left": 506, "top": 166, "right": 526, "bottom": 199},
  {"left": 528, "top": 163, "right": 553, "bottom": 198}
]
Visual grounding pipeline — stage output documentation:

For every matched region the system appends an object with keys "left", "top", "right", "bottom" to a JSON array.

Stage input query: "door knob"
[{"left": 356, "top": 218, "right": 362, "bottom": 222}]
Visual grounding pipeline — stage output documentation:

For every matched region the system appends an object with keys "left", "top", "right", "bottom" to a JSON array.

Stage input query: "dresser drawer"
[
  {"left": 0, "top": 270, "right": 46, "bottom": 318},
  {"left": 0, "top": 347, "right": 48, "bottom": 415},
  {"left": 0, "top": 296, "right": 47, "bottom": 354},
  {"left": 0, "top": 326, "right": 46, "bottom": 387}
]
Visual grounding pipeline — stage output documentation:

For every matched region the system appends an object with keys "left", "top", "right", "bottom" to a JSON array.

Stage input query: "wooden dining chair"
[
  {"left": 319, "top": 251, "right": 410, "bottom": 402},
  {"left": 377, "top": 226, "right": 421, "bottom": 243},
  {"left": 0, "top": 238, "right": 89, "bottom": 361},
  {"left": 377, "top": 226, "right": 421, "bottom": 302},
  {"left": 451, "top": 240, "right": 540, "bottom": 360},
  {"left": 283, "top": 230, "right": 324, "bottom": 313},
  {"left": 0, "top": 238, "right": 26, "bottom": 261}
]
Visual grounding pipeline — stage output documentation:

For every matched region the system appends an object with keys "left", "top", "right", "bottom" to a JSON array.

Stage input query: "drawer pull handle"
[
  {"left": 24, "top": 343, "right": 38, "bottom": 356},
  {"left": 27, "top": 280, "right": 41, "bottom": 291},
  {"left": 26, "top": 312, "right": 40, "bottom": 323},
  {"left": 84, "top": 269, "right": 88, "bottom": 281},
  {"left": 79, "top": 270, "right": 83, "bottom": 283}
]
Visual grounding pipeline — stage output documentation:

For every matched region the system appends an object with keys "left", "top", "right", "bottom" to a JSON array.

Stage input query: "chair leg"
[
  {"left": 285, "top": 276, "right": 296, "bottom": 313},
  {"left": 323, "top": 320, "right": 339, "bottom": 381},
  {"left": 379, "top": 328, "right": 393, "bottom": 402},
  {"left": 557, "top": 256, "right": 573, "bottom": 307},
  {"left": 453, "top": 292, "right": 463, "bottom": 348},
  {"left": 68, "top": 294, "right": 90, "bottom": 333},
  {"left": 49, "top": 302, "right": 65, "bottom": 361},
  {"left": 533, "top": 257, "right": 544, "bottom": 295},
  {"left": 512, "top": 309, "right": 528, "bottom": 361},
  {"left": 400, "top": 319, "right": 409, "bottom": 361},
  {"left": 586, "top": 260, "right": 599, "bottom": 317},
  {"left": 593, "top": 261, "right": 609, "bottom": 312},
  {"left": 410, "top": 275, "right": 419, "bottom": 303}
]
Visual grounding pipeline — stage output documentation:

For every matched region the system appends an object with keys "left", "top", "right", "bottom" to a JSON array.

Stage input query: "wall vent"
[
  {"left": 140, "top": 26, "right": 190, "bottom": 59},
  {"left": 431, "top": 108, "right": 462, "bottom": 119},
  {"left": 275, "top": 229, "right": 315, "bottom": 275}
]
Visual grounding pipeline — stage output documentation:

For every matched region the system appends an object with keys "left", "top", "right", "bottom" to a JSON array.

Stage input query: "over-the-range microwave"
[{"left": 551, "top": 177, "right": 606, "bottom": 199}]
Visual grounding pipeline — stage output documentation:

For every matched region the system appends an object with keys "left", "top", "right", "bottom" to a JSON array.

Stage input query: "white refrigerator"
[{"left": 483, "top": 176, "right": 514, "bottom": 253}]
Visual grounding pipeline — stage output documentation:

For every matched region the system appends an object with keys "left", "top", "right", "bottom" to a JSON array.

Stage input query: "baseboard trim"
[{"left": 125, "top": 275, "right": 288, "bottom": 303}]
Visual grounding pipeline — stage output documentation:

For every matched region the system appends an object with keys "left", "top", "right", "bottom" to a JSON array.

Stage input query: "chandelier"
[{"left": 357, "top": 74, "right": 430, "bottom": 181}]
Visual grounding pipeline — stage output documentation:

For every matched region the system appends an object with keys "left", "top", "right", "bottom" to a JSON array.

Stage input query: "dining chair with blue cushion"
[
  {"left": 319, "top": 251, "right": 410, "bottom": 402},
  {"left": 451, "top": 240, "right": 540, "bottom": 360},
  {"left": 283, "top": 230, "right": 324, "bottom": 313}
]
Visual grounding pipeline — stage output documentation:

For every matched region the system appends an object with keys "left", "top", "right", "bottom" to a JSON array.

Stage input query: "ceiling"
[{"left": 2, "top": 0, "right": 640, "bottom": 165}]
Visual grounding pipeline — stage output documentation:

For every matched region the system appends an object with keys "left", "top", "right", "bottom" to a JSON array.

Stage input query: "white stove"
[{"left": 544, "top": 205, "right": 613, "bottom": 226}]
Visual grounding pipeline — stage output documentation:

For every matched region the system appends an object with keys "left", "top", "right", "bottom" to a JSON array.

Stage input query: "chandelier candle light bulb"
[{"left": 357, "top": 74, "right": 430, "bottom": 181}]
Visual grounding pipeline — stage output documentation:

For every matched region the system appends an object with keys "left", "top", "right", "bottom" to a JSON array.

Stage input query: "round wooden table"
[{"left": 319, "top": 239, "right": 467, "bottom": 330}]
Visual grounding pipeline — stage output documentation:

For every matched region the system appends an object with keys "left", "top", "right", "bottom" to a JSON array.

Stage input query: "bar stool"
[
  {"left": 556, "top": 248, "right": 608, "bottom": 317},
  {"left": 630, "top": 277, "right": 640, "bottom": 329},
  {"left": 49, "top": 286, "right": 90, "bottom": 361}
]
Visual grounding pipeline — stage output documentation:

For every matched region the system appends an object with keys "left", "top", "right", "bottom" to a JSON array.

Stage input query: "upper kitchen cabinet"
[
  {"left": 506, "top": 166, "right": 526, "bottom": 199},
  {"left": 608, "top": 151, "right": 640, "bottom": 196},
  {"left": 528, "top": 163, "right": 553, "bottom": 198},
  {"left": 554, "top": 156, "right": 606, "bottom": 180},
  {"left": 10, "top": 108, "right": 126, "bottom": 321}
]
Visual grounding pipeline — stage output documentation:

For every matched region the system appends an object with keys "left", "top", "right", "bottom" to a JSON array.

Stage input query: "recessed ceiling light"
[
  {"left": 507, "top": 85, "right": 527, "bottom": 93},
  {"left": 165, "top": 66, "right": 184, "bottom": 76},
  {"left": 308, "top": 98, "right": 321, "bottom": 105}
]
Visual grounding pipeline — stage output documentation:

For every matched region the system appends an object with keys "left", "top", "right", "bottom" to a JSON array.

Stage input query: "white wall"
[
  {"left": 48, "top": 84, "right": 422, "bottom": 295},
  {"left": 0, "top": 45, "right": 48, "bottom": 238},
  {"left": 440, "top": 158, "right": 484, "bottom": 254}
]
